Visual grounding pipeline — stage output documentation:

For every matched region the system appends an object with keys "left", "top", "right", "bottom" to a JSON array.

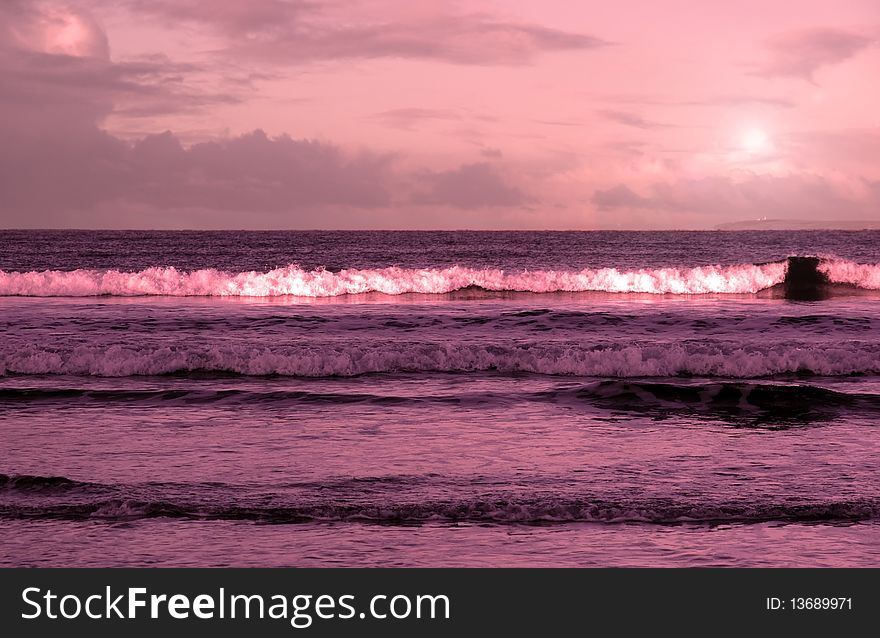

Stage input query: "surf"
[
  {"left": 3, "top": 339, "right": 880, "bottom": 377},
  {"left": 0, "top": 256, "right": 877, "bottom": 298}
]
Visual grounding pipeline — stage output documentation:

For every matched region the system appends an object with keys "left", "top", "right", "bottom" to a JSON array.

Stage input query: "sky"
[{"left": 0, "top": 0, "right": 878, "bottom": 229}]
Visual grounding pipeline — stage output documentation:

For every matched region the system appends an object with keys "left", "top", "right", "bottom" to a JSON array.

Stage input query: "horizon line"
[{"left": 2, "top": 227, "right": 880, "bottom": 233}]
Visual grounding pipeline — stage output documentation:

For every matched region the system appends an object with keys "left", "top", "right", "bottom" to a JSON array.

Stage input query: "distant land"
[{"left": 716, "top": 219, "right": 880, "bottom": 230}]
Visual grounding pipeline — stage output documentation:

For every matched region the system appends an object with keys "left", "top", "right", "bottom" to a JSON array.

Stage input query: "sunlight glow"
[{"left": 741, "top": 128, "right": 769, "bottom": 153}]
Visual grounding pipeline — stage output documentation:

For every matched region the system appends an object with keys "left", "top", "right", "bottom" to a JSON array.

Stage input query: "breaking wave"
[
  {"left": 2, "top": 340, "right": 879, "bottom": 377},
  {"left": 0, "top": 257, "right": 876, "bottom": 298},
  {"left": 0, "top": 261, "right": 792, "bottom": 296},
  {"left": 819, "top": 259, "right": 880, "bottom": 290}
]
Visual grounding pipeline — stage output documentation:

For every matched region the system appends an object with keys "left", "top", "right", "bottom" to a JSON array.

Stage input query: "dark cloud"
[
  {"left": 117, "top": 0, "right": 311, "bottom": 37},
  {"left": 0, "top": 126, "right": 394, "bottom": 226},
  {"left": 754, "top": 28, "right": 875, "bottom": 81},
  {"left": 0, "top": 49, "right": 240, "bottom": 124},
  {"left": 240, "top": 18, "right": 608, "bottom": 66},
  {"left": 0, "top": 3, "right": 541, "bottom": 226},
  {"left": 415, "top": 163, "right": 528, "bottom": 208},
  {"left": 592, "top": 184, "right": 650, "bottom": 209},
  {"left": 0, "top": 4, "right": 243, "bottom": 130},
  {"left": 2, "top": 0, "right": 110, "bottom": 59},
  {"left": 136, "top": 130, "right": 393, "bottom": 209},
  {"left": 119, "top": 1, "right": 610, "bottom": 66}
]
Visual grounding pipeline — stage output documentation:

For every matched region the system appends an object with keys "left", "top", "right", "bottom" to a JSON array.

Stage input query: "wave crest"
[
  {"left": 0, "top": 262, "right": 790, "bottom": 297},
  {"left": 2, "top": 341, "right": 878, "bottom": 377},
  {"left": 819, "top": 259, "right": 880, "bottom": 290},
  {"left": 0, "top": 473, "right": 95, "bottom": 492}
]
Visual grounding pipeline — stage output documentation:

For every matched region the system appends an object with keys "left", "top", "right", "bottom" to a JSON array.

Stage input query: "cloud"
[
  {"left": 415, "top": 162, "right": 528, "bottom": 207},
  {"left": 784, "top": 128, "right": 880, "bottom": 170},
  {"left": 369, "top": 108, "right": 463, "bottom": 130},
  {"left": 120, "top": 1, "right": 610, "bottom": 65},
  {"left": 1, "top": 4, "right": 541, "bottom": 226},
  {"left": 597, "top": 109, "right": 667, "bottom": 129},
  {"left": 119, "top": 0, "right": 309, "bottom": 38},
  {"left": 1, "top": 50, "right": 240, "bottom": 123},
  {"left": 239, "top": 18, "right": 608, "bottom": 66},
  {"left": 2, "top": 0, "right": 110, "bottom": 60},
  {"left": 598, "top": 93, "right": 797, "bottom": 110},
  {"left": 592, "top": 184, "right": 651, "bottom": 209},
  {"left": 592, "top": 174, "right": 879, "bottom": 223},
  {"left": 0, "top": 127, "right": 394, "bottom": 225},
  {"left": 0, "top": 3, "right": 243, "bottom": 130},
  {"left": 137, "top": 130, "right": 393, "bottom": 209},
  {"left": 682, "top": 95, "right": 797, "bottom": 108},
  {"left": 534, "top": 119, "right": 582, "bottom": 127},
  {"left": 754, "top": 28, "right": 875, "bottom": 81}
]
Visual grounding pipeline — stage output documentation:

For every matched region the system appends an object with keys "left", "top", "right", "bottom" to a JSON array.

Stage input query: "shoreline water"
[{"left": 2, "top": 230, "right": 878, "bottom": 567}]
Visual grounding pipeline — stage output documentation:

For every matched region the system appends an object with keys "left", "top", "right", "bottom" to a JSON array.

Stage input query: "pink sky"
[{"left": 1, "top": 0, "right": 878, "bottom": 229}]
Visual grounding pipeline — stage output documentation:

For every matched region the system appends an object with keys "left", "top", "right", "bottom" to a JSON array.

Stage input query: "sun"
[{"left": 741, "top": 128, "right": 769, "bottom": 153}]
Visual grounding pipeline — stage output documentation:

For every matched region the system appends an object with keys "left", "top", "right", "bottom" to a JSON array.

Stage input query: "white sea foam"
[
  {"left": 819, "top": 259, "right": 880, "bottom": 290},
  {"left": 0, "top": 261, "right": 792, "bottom": 297},
  {"left": 2, "top": 341, "right": 877, "bottom": 377}
]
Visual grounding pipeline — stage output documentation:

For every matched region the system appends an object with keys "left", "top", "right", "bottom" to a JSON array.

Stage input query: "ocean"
[{"left": 1, "top": 230, "right": 879, "bottom": 567}]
